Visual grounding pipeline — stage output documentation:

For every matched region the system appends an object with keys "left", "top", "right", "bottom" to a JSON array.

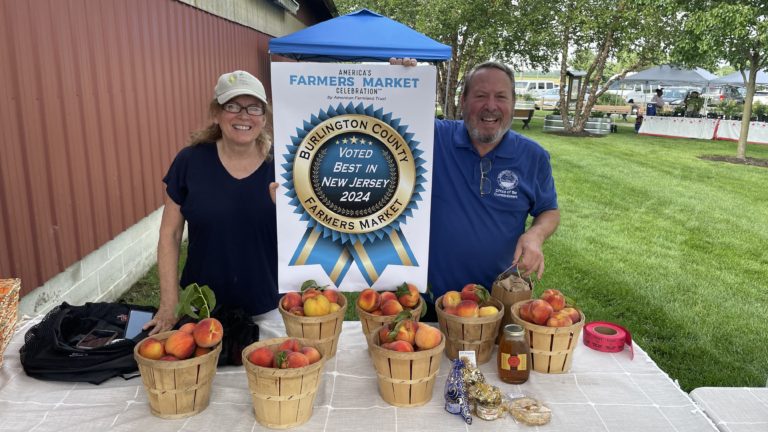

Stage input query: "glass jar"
[{"left": 498, "top": 324, "right": 530, "bottom": 384}]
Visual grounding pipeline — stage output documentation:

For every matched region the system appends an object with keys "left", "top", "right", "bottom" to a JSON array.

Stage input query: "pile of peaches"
[
  {"left": 518, "top": 289, "right": 582, "bottom": 327},
  {"left": 137, "top": 318, "right": 223, "bottom": 361},
  {"left": 375, "top": 316, "right": 443, "bottom": 352},
  {"left": 439, "top": 284, "right": 499, "bottom": 318},
  {"left": 281, "top": 285, "right": 342, "bottom": 317},
  {"left": 356, "top": 282, "right": 421, "bottom": 315},
  {"left": 246, "top": 338, "right": 322, "bottom": 369}
]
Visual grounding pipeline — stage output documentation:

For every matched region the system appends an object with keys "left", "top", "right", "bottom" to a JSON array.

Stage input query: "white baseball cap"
[{"left": 214, "top": 70, "right": 268, "bottom": 105}]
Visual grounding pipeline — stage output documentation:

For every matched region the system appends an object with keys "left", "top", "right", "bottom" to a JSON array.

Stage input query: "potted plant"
[{"left": 752, "top": 101, "right": 767, "bottom": 122}]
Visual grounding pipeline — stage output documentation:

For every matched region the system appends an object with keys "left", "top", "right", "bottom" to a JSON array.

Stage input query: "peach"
[
  {"left": 165, "top": 330, "right": 195, "bottom": 359},
  {"left": 322, "top": 288, "right": 340, "bottom": 304},
  {"left": 414, "top": 324, "right": 442, "bottom": 350},
  {"left": 160, "top": 355, "right": 179, "bottom": 361},
  {"left": 278, "top": 338, "right": 301, "bottom": 352},
  {"left": 461, "top": 283, "right": 489, "bottom": 303},
  {"left": 286, "top": 351, "right": 310, "bottom": 368},
  {"left": 379, "top": 325, "right": 395, "bottom": 344},
  {"left": 519, "top": 301, "right": 534, "bottom": 322},
  {"left": 178, "top": 323, "right": 196, "bottom": 334},
  {"left": 138, "top": 337, "right": 165, "bottom": 360},
  {"left": 289, "top": 306, "right": 305, "bottom": 316},
  {"left": 380, "top": 299, "right": 404, "bottom": 316},
  {"left": 379, "top": 291, "right": 397, "bottom": 305},
  {"left": 442, "top": 291, "right": 462, "bottom": 308},
  {"left": 456, "top": 300, "right": 480, "bottom": 318},
  {"left": 478, "top": 305, "right": 499, "bottom": 317},
  {"left": 301, "top": 287, "right": 322, "bottom": 303},
  {"left": 273, "top": 350, "right": 291, "bottom": 368},
  {"left": 382, "top": 340, "right": 414, "bottom": 352},
  {"left": 541, "top": 289, "right": 565, "bottom": 312},
  {"left": 443, "top": 305, "right": 458, "bottom": 316},
  {"left": 371, "top": 309, "right": 383, "bottom": 316},
  {"left": 546, "top": 311, "right": 573, "bottom": 327},
  {"left": 394, "top": 319, "right": 418, "bottom": 345},
  {"left": 396, "top": 282, "right": 420, "bottom": 308},
  {"left": 561, "top": 307, "right": 581, "bottom": 323},
  {"left": 248, "top": 346, "right": 275, "bottom": 368},
  {"left": 300, "top": 346, "right": 322, "bottom": 364},
  {"left": 329, "top": 303, "right": 341, "bottom": 313},
  {"left": 194, "top": 346, "right": 211, "bottom": 357},
  {"left": 357, "top": 288, "right": 381, "bottom": 312},
  {"left": 281, "top": 292, "right": 303, "bottom": 311},
  {"left": 304, "top": 294, "right": 331, "bottom": 316},
  {"left": 193, "top": 317, "right": 224, "bottom": 348},
  {"left": 529, "top": 299, "right": 553, "bottom": 326}
]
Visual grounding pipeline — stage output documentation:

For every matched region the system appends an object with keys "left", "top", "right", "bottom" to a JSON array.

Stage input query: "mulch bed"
[{"left": 699, "top": 155, "right": 768, "bottom": 169}]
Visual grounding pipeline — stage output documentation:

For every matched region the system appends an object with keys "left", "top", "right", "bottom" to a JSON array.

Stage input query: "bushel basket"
[
  {"left": 133, "top": 331, "right": 222, "bottom": 419},
  {"left": 242, "top": 337, "right": 326, "bottom": 429},
  {"left": 510, "top": 300, "right": 585, "bottom": 373},
  {"left": 279, "top": 294, "right": 346, "bottom": 359},
  {"left": 435, "top": 296, "right": 504, "bottom": 365},
  {"left": 367, "top": 324, "right": 445, "bottom": 407},
  {"left": 356, "top": 296, "right": 423, "bottom": 339}
]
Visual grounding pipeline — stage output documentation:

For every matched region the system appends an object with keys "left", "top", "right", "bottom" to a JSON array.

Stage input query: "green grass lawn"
[{"left": 121, "top": 112, "right": 768, "bottom": 392}]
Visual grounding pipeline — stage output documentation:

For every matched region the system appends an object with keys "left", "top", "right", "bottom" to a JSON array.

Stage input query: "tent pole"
[{"left": 444, "top": 60, "right": 451, "bottom": 118}]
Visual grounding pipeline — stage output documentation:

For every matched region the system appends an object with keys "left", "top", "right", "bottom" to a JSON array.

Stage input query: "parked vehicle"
[
  {"left": 537, "top": 87, "right": 563, "bottom": 110},
  {"left": 605, "top": 82, "right": 655, "bottom": 104},
  {"left": 664, "top": 86, "right": 705, "bottom": 106},
  {"left": 752, "top": 91, "right": 768, "bottom": 105},
  {"left": 701, "top": 85, "right": 744, "bottom": 106},
  {"left": 516, "top": 80, "right": 558, "bottom": 97}
]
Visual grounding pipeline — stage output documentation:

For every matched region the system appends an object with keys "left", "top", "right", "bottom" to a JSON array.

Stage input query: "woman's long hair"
[{"left": 189, "top": 99, "right": 273, "bottom": 162}]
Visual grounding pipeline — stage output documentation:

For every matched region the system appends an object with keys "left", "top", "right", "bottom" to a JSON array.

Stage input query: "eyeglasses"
[
  {"left": 222, "top": 102, "right": 265, "bottom": 116},
  {"left": 480, "top": 157, "right": 492, "bottom": 196}
]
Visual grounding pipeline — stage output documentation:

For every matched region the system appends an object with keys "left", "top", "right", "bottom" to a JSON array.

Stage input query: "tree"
[
  {"left": 671, "top": 1, "right": 768, "bottom": 159},
  {"left": 532, "top": 0, "right": 678, "bottom": 134},
  {"left": 334, "top": 0, "right": 555, "bottom": 119}
]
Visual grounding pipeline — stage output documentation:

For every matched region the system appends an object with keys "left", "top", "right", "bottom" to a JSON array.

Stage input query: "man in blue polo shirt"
[{"left": 426, "top": 61, "right": 560, "bottom": 316}]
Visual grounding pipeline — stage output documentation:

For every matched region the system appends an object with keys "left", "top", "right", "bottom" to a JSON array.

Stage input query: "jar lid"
[{"left": 504, "top": 324, "right": 525, "bottom": 336}]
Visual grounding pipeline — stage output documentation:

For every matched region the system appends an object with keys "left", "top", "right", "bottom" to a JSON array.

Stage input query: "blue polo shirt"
[
  {"left": 428, "top": 120, "right": 557, "bottom": 298},
  {"left": 163, "top": 142, "right": 279, "bottom": 315}
]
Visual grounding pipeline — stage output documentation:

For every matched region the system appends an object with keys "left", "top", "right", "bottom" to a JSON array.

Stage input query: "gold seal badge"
[{"left": 293, "top": 114, "right": 416, "bottom": 234}]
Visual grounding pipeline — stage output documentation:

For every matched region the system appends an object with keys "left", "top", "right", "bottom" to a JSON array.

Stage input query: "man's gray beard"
[{"left": 468, "top": 123, "right": 511, "bottom": 145}]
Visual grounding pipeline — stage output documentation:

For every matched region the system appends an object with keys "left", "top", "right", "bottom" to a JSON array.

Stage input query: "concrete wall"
[{"left": 19, "top": 208, "right": 165, "bottom": 317}]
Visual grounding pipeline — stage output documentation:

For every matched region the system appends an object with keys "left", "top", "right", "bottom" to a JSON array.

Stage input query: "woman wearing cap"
[{"left": 146, "top": 71, "right": 279, "bottom": 334}]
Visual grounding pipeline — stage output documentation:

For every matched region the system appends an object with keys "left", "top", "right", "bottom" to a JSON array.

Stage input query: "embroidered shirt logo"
[{"left": 494, "top": 170, "right": 519, "bottom": 199}]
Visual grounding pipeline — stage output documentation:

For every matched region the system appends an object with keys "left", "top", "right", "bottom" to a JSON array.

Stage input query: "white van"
[
  {"left": 605, "top": 82, "right": 654, "bottom": 104},
  {"left": 516, "top": 80, "right": 558, "bottom": 97}
]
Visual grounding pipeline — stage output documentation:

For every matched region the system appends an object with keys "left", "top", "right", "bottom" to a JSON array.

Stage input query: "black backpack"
[{"left": 20, "top": 302, "right": 156, "bottom": 384}]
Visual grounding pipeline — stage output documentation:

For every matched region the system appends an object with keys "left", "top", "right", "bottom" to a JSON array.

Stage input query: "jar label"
[{"left": 500, "top": 353, "right": 527, "bottom": 371}]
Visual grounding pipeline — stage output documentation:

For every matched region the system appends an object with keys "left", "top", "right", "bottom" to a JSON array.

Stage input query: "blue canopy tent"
[{"left": 268, "top": 9, "right": 451, "bottom": 63}]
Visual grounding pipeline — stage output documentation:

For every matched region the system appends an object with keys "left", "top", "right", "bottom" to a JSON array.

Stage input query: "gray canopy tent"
[
  {"left": 619, "top": 64, "right": 717, "bottom": 86},
  {"left": 710, "top": 70, "right": 768, "bottom": 86}
]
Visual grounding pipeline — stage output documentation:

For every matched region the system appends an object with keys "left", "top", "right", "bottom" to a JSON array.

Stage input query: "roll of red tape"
[{"left": 583, "top": 321, "right": 634, "bottom": 359}]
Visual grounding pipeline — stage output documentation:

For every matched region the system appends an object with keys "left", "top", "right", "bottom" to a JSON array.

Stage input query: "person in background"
[
  {"left": 145, "top": 71, "right": 280, "bottom": 334},
  {"left": 392, "top": 59, "right": 560, "bottom": 320},
  {"left": 651, "top": 88, "right": 665, "bottom": 110}
]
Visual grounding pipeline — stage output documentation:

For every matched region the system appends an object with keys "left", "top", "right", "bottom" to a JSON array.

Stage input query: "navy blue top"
[
  {"left": 428, "top": 120, "right": 558, "bottom": 298},
  {"left": 163, "top": 142, "right": 279, "bottom": 315}
]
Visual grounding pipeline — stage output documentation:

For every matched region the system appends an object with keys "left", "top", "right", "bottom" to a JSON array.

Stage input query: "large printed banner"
[{"left": 272, "top": 62, "right": 436, "bottom": 293}]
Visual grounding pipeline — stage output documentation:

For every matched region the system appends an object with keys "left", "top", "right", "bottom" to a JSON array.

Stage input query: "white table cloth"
[
  {"left": 0, "top": 318, "right": 717, "bottom": 431},
  {"left": 639, "top": 116, "right": 719, "bottom": 140},
  {"left": 714, "top": 120, "right": 768, "bottom": 144},
  {"left": 690, "top": 387, "right": 768, "bottom": 432}
]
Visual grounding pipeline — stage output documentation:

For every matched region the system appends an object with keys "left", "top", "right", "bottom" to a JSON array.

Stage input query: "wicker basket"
[
  {"left": 435, "top": 295, "right": 504, "bottom": 365},
  {"left": 279, "top": 294, "right": 346, "bottom": 359},
  {"left": 133, "top": 331, "right": 222, "bottom": 419},
  {"left": 490, "top": 273, "right": 532, "bottom": 344},
  {"left": 356, "top": 296, "right": 423, "bottom": 339},
  {"left": 242, "top": 337, "right": 326, "bottom": 429},
  {"left": 0, "top": 278, "right": 20, "bottom": 368},
  {"left": 510, "top": 300, "right": 585, "bottom": 373},
  {"left": 368, "top": 324, "right": 445, "bottom": 407}
]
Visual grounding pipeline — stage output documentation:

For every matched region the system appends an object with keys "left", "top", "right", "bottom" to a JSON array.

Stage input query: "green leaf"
[
  {"left": 300, "top": 280, "right": 319, "bottom": 292},
  {"left": 175, "top": 283, "right": 217, "bottom": 320}
]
